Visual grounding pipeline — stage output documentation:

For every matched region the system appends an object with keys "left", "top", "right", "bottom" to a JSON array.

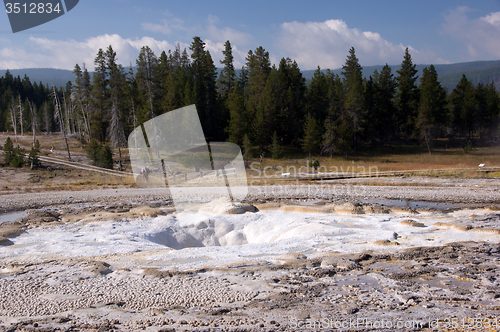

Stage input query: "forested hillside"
[
  {"left": 1, "top": 37, "right": 499, "bottom": 160},
  {"left": 0, "top": 68, "right": 75, "bottom": 90},
  {"left": 3, "top": 60, "right": 499, "bottom": 93},
  {"left": 302, "top": 60, "right": 500, "bottom": 92}
]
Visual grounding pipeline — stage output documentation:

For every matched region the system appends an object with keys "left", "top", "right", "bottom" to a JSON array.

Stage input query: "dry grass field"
[{"left": 0, "top": 133, "right": 499, "bottom": 193}]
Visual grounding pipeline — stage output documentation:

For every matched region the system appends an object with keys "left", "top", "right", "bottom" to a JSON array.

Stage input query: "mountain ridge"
[{"left": 1, "top": 60, "right": 499, "bottom": 92}]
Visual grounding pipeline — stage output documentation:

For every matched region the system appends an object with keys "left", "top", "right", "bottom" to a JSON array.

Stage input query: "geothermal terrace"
[{"left": 0, "top": 178, "right": 499, "bottom": 331}]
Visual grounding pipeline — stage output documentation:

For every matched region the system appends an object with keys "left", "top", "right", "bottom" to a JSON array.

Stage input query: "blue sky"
[{"left": 1, "top": 0, "right": 500, "bottom": 71}]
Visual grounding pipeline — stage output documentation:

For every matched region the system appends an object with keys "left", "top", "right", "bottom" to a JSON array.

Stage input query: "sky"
[{"left": 1, "top": 0, "right": 500, "bottom": 71}]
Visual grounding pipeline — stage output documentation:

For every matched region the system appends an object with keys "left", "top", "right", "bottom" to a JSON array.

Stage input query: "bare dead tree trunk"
[
  {"left": 63, "top": 92, "right": 74, "bottom": 135},
  {"left": 52, "top": 86, "right": 72, "bottom": 161},
  {"left": 423, "top": 129, "right": 432, "bottom": 155},
  {"left": 43, "top": 102, "right": 50, "bottom": 134},
  {"left": 18, "top": 96, "right": 24, "bottom": 137},
  {"left": 131, "top": 100, "right": 137, "bottom": 151},
  {"left": 118, "top": 146, "right": 123, "bottom": 171},
  {"left": 144, "top": 59, "right": 160, "bottom": 159},
  {"left": 79, "top": 101, "right": 91, "bottom": 142},
  {"left": 9, "top": 102, "right": 17, "bottom": 142},
  {"left": 29, "top": 101, "right": 38, "bottom": 146}
]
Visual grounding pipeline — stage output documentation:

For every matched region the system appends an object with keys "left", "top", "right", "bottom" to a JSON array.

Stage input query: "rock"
[
  {"left": 400, "top": 219, "right": 425, "bottom": 227},
  {"left": 365, "top": 205, "right": 390, "bottom": 213},
  {"left": 237, "top": 203, "right": 257, "bottom": 212},
  {"left": 89, "top": 261, "right": 112, "bottom": 275},
  {"left": 321, "top": 256, "right": 358, "bottom": 269},
  {"left": 332, "top": 202, "right": 364, "bottom": 214},
  {"left": 452, "top": 224, "right": 473, "bottom": 231},
  {"left": 20, "top": 210, "right": 60, "bottom": 225},
  {"left": 199, "top": 197, "right": 246, "bottom": 214},
  {"left": 130, "top": 206, "right": 164, "bottom": 217},
  {"left": 473, "top": 228, "right": 500, "bottom": 235},
  {"left": 374, "top": 239, "right": 399, "bottom": 246},
  {"left": 0, "top": 236, "right": 13, "bottom": 245},
  {"left": 342, "top": 307, "right": 359, "bottom": 314},
  {"left": 432, "top": 222, "right": 452, "bottom": 227},
  {"left": 0, "top": 222, "right": 24, "bottom": 237},
  {"left": 253, "top": 202, "right": 281, "bottom": 210},
  {"left": 294, "top": 311, "right": 310, "bottom": 320},
  {"left": 280, "top": 205, "right": 330, "bottom": 213}
]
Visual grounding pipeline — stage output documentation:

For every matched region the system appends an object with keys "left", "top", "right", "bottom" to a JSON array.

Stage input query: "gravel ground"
[
  {"left": 0, "top": 243, "right": 499, "bottom": 331},
  {"left": 1, "top": 177, "right": 499, "bottom": 331},
  {"left": 1, "top": 177, "right": 499, "bottom": 213}
]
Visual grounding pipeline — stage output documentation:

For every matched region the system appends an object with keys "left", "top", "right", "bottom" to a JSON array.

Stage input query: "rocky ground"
[
  {"left": 0, "top": 177, "right": 499, "bottom": 331},
  {"left": 1, "top": 176, "right": 499, "bottom": 214},
  {"left": 0, "top": 242, "right": 499, "bottom": 331}
]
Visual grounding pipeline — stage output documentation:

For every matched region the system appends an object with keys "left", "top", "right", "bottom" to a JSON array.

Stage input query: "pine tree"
[
  {"left": 217, "top": 40, "right": 236, "bottom": 98},
  {"left": 276, "top": 58, "right": 306, "bottom": 146},
  {"left": 163, "top": 65, "right": 190, "bottom": 112},
  {"left": 449, "top": 74, "right": 476, "bottom": 140},
  {"left": 337, "top": 116, "right": 354, "bottom": 159},
  {"left": 245, "top": 46, "right": 271, "bottom": 124},
  {"left": 136, "top": 46, "right": 158, "bottom": 121},
  {"left": 307, "top": 67, "right": 329, "bottom": 122},
  {"left": 226, "top": 86, "right": 247, "bottom": 146},
  {"left": 106, "top": 45, "right": 127, "bottom": 170},
  {"left": 253, "top": 66, "right": 279, "bottom": 145},
  {"left": 242, "top": 133, "right": 252, "bottom": 161},
  {"left": 190, "top": 37, "right": 218, "bottom": 139},
  {"left": 2, "top": 137, "right": 14, "bottom": 164},
  {"left": 11, "top": 145, "right": 25, "bottom": 167},
  {"left": 396, "top": 48, "right": 419, "bottom": 139},
  {"left": 372, "top": 64, "right": 397, "bottom": 142},
  {"left": 417, "top": 65, "right": 446, "bottom": 154},
  {"left": 28, "top": 139, "right": 41, "bottom": 169},
  {"left": 341, "top": 47, "right": 363, "bottom": 151},
  {"left": 91, "top": 48, "right": 109, "bottom": 142},
  {"left": 85, "top": 138, "right": 101, "bottom": 165},
  {"left": 301, "top": 113, "right": 320, "bottom": 156},
  {"left": 270, "top": 131, "right": 282, "bottom": 159},
  {"left": 363, "top": 75, "right": 377, "bottom": 143},
  {"left": 322, "top": 117, "right": 337, "bottom": 158},
  {"left": 326, "top": 71, "right": 344, "bottom": 120},
  {"left": 476, "top": 82, "right": 500, "bottom": 139},
  {"left": 100, "top": 145, "right": 113, "bottom": 169}
]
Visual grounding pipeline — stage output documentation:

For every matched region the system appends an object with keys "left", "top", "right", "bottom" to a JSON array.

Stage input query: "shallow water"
[
  {"left": 361, "top": 199, "right": 476, "bottom": 210},
  {"left": 0, "top": 211, "right": 27, "bottom": 224}
]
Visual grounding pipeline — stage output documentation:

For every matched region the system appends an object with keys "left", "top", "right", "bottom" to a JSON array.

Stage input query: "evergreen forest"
[{"left": 1, "top": 37, "right": 499, "bottom": 161}]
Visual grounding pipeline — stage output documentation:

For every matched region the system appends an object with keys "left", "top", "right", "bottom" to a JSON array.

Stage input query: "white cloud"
[
  {"left": 203, "top": 39, "right": 247, "bottom": 69},
  {"left": 141, "top": 17, "right": 187, "bottom": 35},
  {"left": 278, "top": 19, "right": 448, "bottom": 70},
  {"left": 442, "top": 7, "right": 500, "bottom": 61},
  {"left": 202, "top": 16, "right": 252, "bottom": 69},
  {"left": 206, "top": 15, "right": 253, "bottom": 46},
  {"left": 481, "top": 12, "right": 500, "bottom": 27},
  {"left": 0, "top": 46, "right": 47, "bottom": 69},
  {"left": 0, "top": 34, "right": 184, "bottom": 70}
]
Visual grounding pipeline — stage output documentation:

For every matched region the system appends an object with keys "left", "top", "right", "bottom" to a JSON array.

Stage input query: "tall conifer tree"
[
  {"left": 341, "top": 47, "right": 363, "bottom": 151},
  {"left": 417, "top": 65, "right": 446, "bottom": 154},
  {"left": 396, "top": 48, "right": 419, "bottom": 139}
]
